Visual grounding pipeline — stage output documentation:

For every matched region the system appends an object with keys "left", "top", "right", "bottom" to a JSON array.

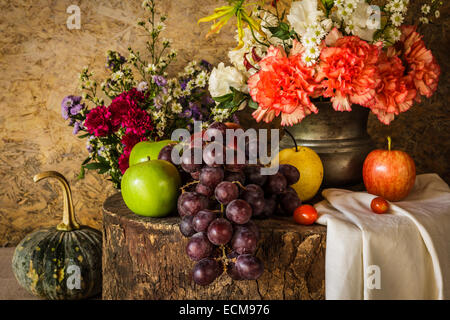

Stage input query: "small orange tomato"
[
  {"left": 370, "top": 196, "right": 389, "bottom": 214},
  {"left": 293, "top": 205, "right": 318, "bottom": 225}
]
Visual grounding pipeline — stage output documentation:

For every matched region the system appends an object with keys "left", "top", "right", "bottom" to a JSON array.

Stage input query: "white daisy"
[
  {"left": 421, "top": 4, "right": 431, "bottom": 15},
  {"left": 390, "top": 12, "right": 404, "bottom": 27}
]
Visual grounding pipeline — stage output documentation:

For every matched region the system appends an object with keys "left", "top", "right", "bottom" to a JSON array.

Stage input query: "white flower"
[
  {"left": 287, "top": 0, "right": 324, "bottom": 37},
  {"left": 435, "top": 10, "right": 440, "bottom": 18},
  {"left": 421, "top": 4, "right": 431, "bottom": 15},
  {"left": 111, "top": 71, "right": 123, "bottom": 81},
  {"left": 321, "top": 18, "right": 333, "bottom": 32},
  {"left": 228, "top": 27, "right": 266, "bottom": 74},
  {"left": 184, "top": 65, "right": 195, "bottom": 75},
  {"left": 156, "top": 22, "right": 166, "bottom": 31},
  {"left": 137, "top": 81, "right": 148, "bottom": 92},
  {"left": 419, "top": 17, "right": 429, "bottom": 24},
  {"left": 387, "top": 27, "right": 401, "bottom": 43},
  {"left": 208, "top": 63, "right": 247, "bottom": 98},
  {"left": 212, "top": 107, "right": 231, "bottom": 122},
  {"left": 145, "top": 63, "right": 157, "bottom": 73},
  {"left": 171, "top": 103, "right": 183, "bottom": 114},
  {"left": 172, "top": 87, "right": 183, "bottom": 98},
  {"left": 391, "top": 12, "right": 404, "bottom": 27}
]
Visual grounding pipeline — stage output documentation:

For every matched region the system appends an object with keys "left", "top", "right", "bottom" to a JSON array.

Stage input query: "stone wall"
[{"left": 0, "top": 0, "right": 448, "bottom": 246}]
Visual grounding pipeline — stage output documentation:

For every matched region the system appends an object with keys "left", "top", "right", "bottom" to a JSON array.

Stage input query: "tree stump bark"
[{"left": 102, "top": 193, "right": 326, "bottom": 300}]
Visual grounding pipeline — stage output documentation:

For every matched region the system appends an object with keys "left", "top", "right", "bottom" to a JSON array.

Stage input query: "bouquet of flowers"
[
  {"left": 200, "top": 0, "right": 442, "bottom": 126},
  {"left": 62, "top": 0, "right": 231, "bottom": 188}
]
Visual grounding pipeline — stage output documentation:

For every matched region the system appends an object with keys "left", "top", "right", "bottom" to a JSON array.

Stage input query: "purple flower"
[
  {"left": 61, "top": 95, "right": 84, "bottom": 120},
  {"left": 152, "top": 75, "right": 167, "bottom": 87},
  {"left": 180, "top": 78, "right": 190, "bottom": 90},
  {"left": 106, "top": 53, "right": 126, "bottom": 71},
  {"left": 73, "top": 122, "right": 82, "bottom": 135},
  {"left": 200, "top": 59, "right": 213, "bottom": 71}
]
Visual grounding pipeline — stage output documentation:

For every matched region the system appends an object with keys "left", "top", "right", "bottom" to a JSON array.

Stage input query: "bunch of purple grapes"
[{"left": 157, "top": 122, "right": 301, "bottom": 286}]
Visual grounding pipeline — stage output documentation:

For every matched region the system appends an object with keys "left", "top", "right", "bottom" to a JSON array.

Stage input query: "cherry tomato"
[
  {"left": 293, "top": 205, "right": 318, "bottom": 225},
  {"left": 370, "top": 196, "right": 389, "bottom": 214}
]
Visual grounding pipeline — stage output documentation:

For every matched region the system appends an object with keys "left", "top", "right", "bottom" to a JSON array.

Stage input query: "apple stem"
[
  {"left": 147, "top": 156, "right": 151, "bottom": 161},
  {"left": 284, "top": 128, "right": 298, "bottom": 152},
  {"left": 387, "top": 136, "right": 392, "bottom": 151}
]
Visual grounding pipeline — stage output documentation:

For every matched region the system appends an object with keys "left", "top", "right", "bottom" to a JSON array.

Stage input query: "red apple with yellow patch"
[{"left": 363, "top": 137, "right": 416, "bottom": 201}]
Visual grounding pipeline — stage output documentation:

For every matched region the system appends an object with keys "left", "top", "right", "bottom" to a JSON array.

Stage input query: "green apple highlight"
[
  {"left": 129, "top": 140, "right": 175, "bottom": 166},
  {"left": 121, "top": 159, "right": 181, "bottom": 217}
]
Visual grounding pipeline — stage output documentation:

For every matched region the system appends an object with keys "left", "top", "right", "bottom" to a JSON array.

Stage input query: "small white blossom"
[
  {"left": 156, "top": 22, "right": 166, "bottom": 31},
  {"left": 421, "top": 4, "right": 431, "bottom": 15},
  {"left": 435, "top": 10, "right": 440, "bottom": 18},
  {"left": 137, "top": 81, "right": 148, "bottom": 92},
  {"left": 111, "top": 71, "right": 124, "bottom": 81},
  {"left": 419, "top": 17, "right": 429, "bottom": 24},
  {"left": 388, "top": 27, "right": 402, "bottom": 43},
  {"left": 171, "top": 103, "right": 183, "bottom": 114},
  {"left": 172, "top": 87, "right": 183, "bottom": 98},
  {"left": 390, "top": 12, "right": 404, "bottom": 27},
  {"left": 145, "top": 63, "right": 157, "bottom": 73}
]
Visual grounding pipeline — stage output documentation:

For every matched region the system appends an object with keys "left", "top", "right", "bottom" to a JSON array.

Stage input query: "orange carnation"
[{"left": 248, "top": 41, "right": 323, "bottom": 126}]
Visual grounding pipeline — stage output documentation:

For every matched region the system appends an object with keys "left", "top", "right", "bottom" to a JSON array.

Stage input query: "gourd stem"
[{"left": 33, "top": 171, "right": 80, "bottom": 231}]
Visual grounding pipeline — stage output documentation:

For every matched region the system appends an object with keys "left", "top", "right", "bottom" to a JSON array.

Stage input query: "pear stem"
[{"left": 284, "top": 128, "right": 298, "bottom": 152}]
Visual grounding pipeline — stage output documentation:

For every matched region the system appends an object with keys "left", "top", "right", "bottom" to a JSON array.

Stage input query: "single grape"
[
  {"left": 224, "top": 171, "right": 246, "bottom": 185},
  {"left": 240, "top": 221, "right": 260, "bottom": 240},
  {"left": 259, "top": 196, "right": 277, "bottom": 219},
  {"left": 241, "top": 184, "right": 264, "bottom": 202},
  {"left": 177, "top": 192, "right": 209, "bottom": 217},
  {"left": 279, "top": 164, "right": 300, "bottom": 185},
  {"left": 186, "top": 232, "right": 213, "bottom": 261},
  {"left": 235, "top": 254, "right": 264, "bottom": 280},
  {"left": 195, "top": 183, "right": 214, "bottom": 197},
  {"left": 207, "top": 218, "right": 233, "bottom": 245},
  {"left": 214, "top": 181, "right": 239, "bottom": 205},
  {"left": 192, "top": 210, "right": 217, "bottom": 233},
  {"left": 245, "top": 196, "right": 265, "bottom": 217},
  {"left": 226, "top": 199, "right": 252, "bottom": 225},
  {"left": 192, "top": 258, "right": 219, "bottom": 286},
  {"left": 280, "top": 191, "right": 302, "bottom": 216},
  {"left": 179, "top": 215, "right": 195, "bottom": 237},
  {"left": 199, "top": 167, "right": 224, "bottom": 188},
  {"left": 203, "top": 142, "right": 225, "bottom": 167},
  {"left": 158, "top": 144, "right": 175, "bottom": 164},
  {"left": 181, "top": 147, "right": 203, "bottom": 173},
  {"left": 244, "top": 166, "right": 267, "bottom": 186},
  {"left": 226, "top": 251, "right": 243, "bottom": 280},
  {"left": 231, "top": 227, "right": 258, "bottom": 255},
  {"left": 266, "top": 172, "right": 287, "bottom": 194}
]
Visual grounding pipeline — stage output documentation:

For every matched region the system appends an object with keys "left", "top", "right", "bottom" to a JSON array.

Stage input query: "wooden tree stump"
[{"left": 102, "top": 193, "right": 327, "bottom": 300}]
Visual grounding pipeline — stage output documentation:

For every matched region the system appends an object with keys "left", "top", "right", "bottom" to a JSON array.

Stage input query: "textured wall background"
[{"left": 0, "top": 0, "right": 448, "bottom": 246}]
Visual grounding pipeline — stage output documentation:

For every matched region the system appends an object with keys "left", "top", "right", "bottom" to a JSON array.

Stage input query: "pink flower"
[
  {"left": 248, "top": 41, "right": 323, "bottom": 126},
  {"left": 109, "top": 88, "right": 146, "bottom": 131},
  {"left": 121, "top": 132, "right": 147, "bottom": 154},
  {"left": 372, "top": 52, "right": 417, "bottom": 125},
  {"left": 84, "top": 105, "right": 111, "bottom": 137},
  {"left": 391, "top": 25, "right": 440, "bottom": 99},
  {"left": 320, "top": 30, "right": 381, "bottom": 111},
  {"left": 122, "top": 107, "right": 153, "bottom": 136},
  {"left": 118, "top": 152, "right": 130, "bottom": 174}
]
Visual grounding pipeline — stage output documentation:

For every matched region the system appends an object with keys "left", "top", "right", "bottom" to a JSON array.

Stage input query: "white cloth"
[{"left": 315, "top": 174, "right": 450, "bottom": 300}]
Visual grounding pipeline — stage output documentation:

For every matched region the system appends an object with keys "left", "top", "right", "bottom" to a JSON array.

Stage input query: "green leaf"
[
  {"left": 248, "top": 99, "right": 259, "bottom": 109},
  {"left": 212, "top": 92, "right": 233, "bottom": 103},
  {"left": 77, "top": 166, "right": 85, "bottom": 180},
  {"left": 82, "top": 157, "right": 91, "bottom": 166},
  {"left": 321, "top": 0, "right": 334, "bottom": 10},
  {"left": 267, "top": 24, "right": 291, "bottom": 40},
  {"left": 84, "top": 162, "right": 110, "bottom": 171},
  {"left": 78, "top": 133, "right": 91, "bottom": 139}
]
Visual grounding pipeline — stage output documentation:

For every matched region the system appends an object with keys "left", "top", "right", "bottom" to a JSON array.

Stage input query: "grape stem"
[
  {"left": 232, "top": 180, "right": 247, "bottom": 190},
  {"left": 180, "top": 180, "right": 199, "bottom": 193}
]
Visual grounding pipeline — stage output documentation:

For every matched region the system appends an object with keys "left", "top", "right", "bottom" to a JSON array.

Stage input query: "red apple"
[{"left": 363, "top": 137, "right": 416, "bottom": 201}]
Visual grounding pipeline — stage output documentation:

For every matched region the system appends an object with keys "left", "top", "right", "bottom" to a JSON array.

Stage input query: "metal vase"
[{"left": 279, "top": 101, "right": 375, "bottom": 187}]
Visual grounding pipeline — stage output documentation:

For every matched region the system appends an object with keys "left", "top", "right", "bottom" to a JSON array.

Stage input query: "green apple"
[
  {"left": 121, "top": 159, "right": 181, "bottom": 217},
  {"left": 129, "top": 140, "right": 175, "bottom": 166}
]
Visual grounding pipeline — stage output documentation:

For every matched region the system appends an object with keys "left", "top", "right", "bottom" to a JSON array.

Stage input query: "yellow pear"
[{"left": 275, "top": 147, "right": 323, "bottom": 201}]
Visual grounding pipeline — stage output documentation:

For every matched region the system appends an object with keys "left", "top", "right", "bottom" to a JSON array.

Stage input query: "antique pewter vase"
[{"left": 279, "top": 101, "right": 375, "bottom": 187}]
